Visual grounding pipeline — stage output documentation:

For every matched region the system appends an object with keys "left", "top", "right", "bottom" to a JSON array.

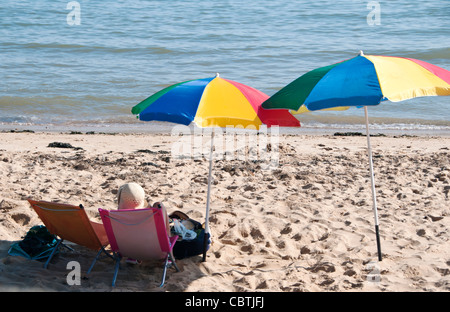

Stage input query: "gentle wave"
[
  {"left": 1, "top": 42, "right": 177, "bottom": 55},
  {"left": 401, "top": 47, "right": 450, "bottom": 61}
]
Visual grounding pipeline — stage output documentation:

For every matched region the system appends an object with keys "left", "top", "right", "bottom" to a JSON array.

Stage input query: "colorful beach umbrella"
[
  {"left": 263, "top": 51, "right": 450, "bottom": 111},
  {"left": 132, "top": 74, "right": 300, "bottom": 261},
  {"left": 132, "top": 73, "right": 300, "bottom": 129},
  {"left": 263, "top": 51, "right": 450, "bottom": 261}
]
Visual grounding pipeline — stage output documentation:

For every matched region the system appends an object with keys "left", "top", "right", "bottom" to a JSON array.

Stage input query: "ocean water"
[{"left": 0, "top": 0, "right": 449, "bottom": 134}]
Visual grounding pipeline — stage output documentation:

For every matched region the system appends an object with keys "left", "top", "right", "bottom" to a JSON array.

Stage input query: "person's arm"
[{"left": 153, "top": 202, "right": 171, "bottom": 236}]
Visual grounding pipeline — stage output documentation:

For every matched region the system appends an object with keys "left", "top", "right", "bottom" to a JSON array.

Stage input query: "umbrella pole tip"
[
  {"left": 215, "top": 72, "right": 220, "bottom": 77},
  {"left": 359, "top": 50, "right": 365, "bottom": 56}
]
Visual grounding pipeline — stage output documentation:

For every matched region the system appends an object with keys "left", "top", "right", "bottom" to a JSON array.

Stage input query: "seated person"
[
  {"left": 117, "top": 183, "right": 172, "bottom": 264},
  {"left": 117, "top": 182, "right": 147, "bottom": 210}
]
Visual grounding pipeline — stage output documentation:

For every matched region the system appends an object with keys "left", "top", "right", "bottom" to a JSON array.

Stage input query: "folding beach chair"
[
  {"left": 27, "top": 199, "right": 112, "bottom": 271},
  {"left": 99, "top": 205, "right": 180, "bottom": 287}
]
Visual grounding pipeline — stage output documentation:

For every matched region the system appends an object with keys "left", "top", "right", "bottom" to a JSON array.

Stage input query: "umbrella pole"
[
  {"left": 364, "top": 106, "right": 382, "bottom": 261},
  {"left": 202, "top": 128, "right": 215, "bottom": 262}
]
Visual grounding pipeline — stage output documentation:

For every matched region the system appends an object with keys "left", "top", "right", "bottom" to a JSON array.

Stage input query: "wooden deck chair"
[
  {"left": 27, "top": 199, "right": 112, "bottom": 271},
  {"left": 99, "top": 205, "right": 180, "bottom": 287}
]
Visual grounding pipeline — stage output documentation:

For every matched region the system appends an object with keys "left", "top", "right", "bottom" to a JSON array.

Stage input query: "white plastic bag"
[{"left": 172, "top": 219, "right": 197, "bottom": 241}]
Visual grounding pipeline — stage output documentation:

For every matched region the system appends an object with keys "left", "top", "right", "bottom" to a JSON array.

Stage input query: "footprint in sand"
[
  {"left": 250, "top": 227, "right": 264, "bottom": 240},
  {"left": 280, "top": 225, "right": 292, "bottom": 235},
  {"left": 11, "top": 213, "right": 31, "bottom": 226}
]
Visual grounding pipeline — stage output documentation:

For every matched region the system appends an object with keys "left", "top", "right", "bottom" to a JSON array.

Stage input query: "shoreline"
[{"left": 2, "top": 121, "right": 450, "bottom": 138}]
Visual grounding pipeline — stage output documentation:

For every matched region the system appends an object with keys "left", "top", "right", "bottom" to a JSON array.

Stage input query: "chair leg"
[
  {"left": 159, "top": 256, "right": 169, "bottom": 288},
  {"left": 87, "top": 247, "right": 114, "bottom": 275},
  {"left": 169, "top": 253, "right": 180, "bottom": 272},
  {"left": 101, "top": 246, "right": 115, "bottom": 260},
  {"left": 112, "top": 255, "right": 121, "bottom": 287},
  {"left": 159, "top": 252, "right": 180, "bottom": 287},
  {"left": 44, "top": 239, "right": 62, "bottom": 269},
  {"left": 61, "top": 243, "right": 74, "bottom": 252},
  {"left": 86, "top": 249, "right": 103, "bottom": 275}
]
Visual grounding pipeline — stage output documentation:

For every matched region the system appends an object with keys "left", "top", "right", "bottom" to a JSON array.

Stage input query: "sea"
[{"left": 1, "top": 0, "right": 449, "bottom": 135}]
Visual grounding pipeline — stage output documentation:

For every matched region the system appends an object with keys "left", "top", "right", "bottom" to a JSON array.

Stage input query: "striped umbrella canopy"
[
  {"left": 132, "top": 73, "right": 300, "bottom": 129},
  {"left": 132, "top": 74, "right": 300, "bottom": 261},
  {"left": 263, "top": 51, "right": 450, "bottom": 261},
  {"left": 263, "top": 51, "right": 450, "bottom": 111}
]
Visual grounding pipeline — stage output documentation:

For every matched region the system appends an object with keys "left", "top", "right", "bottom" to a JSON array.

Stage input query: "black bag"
[
  {"left": 169, "top": 211, "right": 211, "bottom": 260},
  {"left": 8, "top": 225, "right": 58, "bottom": 260}
]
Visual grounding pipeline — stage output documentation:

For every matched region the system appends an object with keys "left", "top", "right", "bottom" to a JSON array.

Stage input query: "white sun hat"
[{"left": 117, "top": 183, "right": 147, "bottom": 209}]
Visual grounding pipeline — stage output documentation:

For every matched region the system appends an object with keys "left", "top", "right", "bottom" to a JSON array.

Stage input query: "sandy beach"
[{"left": 0, "top": 130, "right": 449, "bottom": 292}]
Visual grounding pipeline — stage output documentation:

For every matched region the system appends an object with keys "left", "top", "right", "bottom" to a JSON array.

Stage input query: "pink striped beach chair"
[{"left": 99, "top": 205, "right": 179, "bottom": 287}]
